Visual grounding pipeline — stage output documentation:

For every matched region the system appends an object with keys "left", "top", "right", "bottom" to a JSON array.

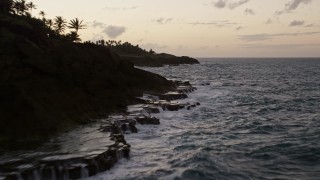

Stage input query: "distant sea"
[{"left": 91, "top": 58, "right": 320, "bottom": 180}]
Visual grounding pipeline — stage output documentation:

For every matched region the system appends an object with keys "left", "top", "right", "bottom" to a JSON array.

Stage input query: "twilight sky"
[{"left": 34, "top": 0, "right": 320, "bottom": 57}]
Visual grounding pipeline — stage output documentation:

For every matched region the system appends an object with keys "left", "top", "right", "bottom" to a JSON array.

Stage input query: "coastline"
[
  {"left": 0, "top": 8, "right": 200, "bottom": 179},
  {"left": 0, "top": 80, "right": 200, "bottom": 179}
]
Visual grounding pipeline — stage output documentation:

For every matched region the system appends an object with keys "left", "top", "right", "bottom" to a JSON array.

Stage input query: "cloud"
[
  {"left": 102, "top": 6, "right": 137, "bottom": 11},
  {"left": 239, "top": 31, "right": 320, "bottom": 41},
  {"left": 229, "top": 0, "right": 250, "bottom": 9},
  {"left": 188, "top": 20, "right": 238, "bottom": 27},
  {"left": 91, "top": 21, "right": 106, "bottom": 28},
  {"left": 141, "top": 43, "right": 167, "bottom": 50},
  {"left": 212, "top": 0, "right": 228, "bottom": 8},
  {"left": 244, "top": 8, "right": 255, "bottom": 15},
  {"left": 240, "top": 34, "right": 272, "bottom": 41},
  {"left": 90, "top": 33, "right": 105, "bottom": 42},
  {"left": 239, "top": 43, "right": 320, "bottom": 49},
  {"left": 265, "top": 18, "right": 273, "bottom": 24},
  {"left": 212, "top": 0, "right": 250, "bottom": 9},
  {"left": 102, "top": 25, "right": 126, "bottom": 38},
  {"left": 276, "top": 0, "right": 312, "bottom": 15},
  {"left": 284, "top": 0, "right": 312, "bottom": 11},
  {"left": 305, "top": 24, "right": 314, "bottom": 27},
  {"left": 235, "top": 26, "right": 244, "bottom": 31},
  {"left": 198, "top": 46, "right": 211, "bottom": 50},
  {"left": 155, "top": 17, "right": 173, "bottom": 24},
  {"left": 289, "top": 20, "right": 305, "bottom": 26}
]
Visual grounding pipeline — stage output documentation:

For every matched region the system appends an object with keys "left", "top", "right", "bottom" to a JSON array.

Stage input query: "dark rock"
[
  {"left": 129, "top": 123, "right": 138, "bottom": 133},
  {"left": 143, "top": 106, "right": 160, "bottom": 114},
  {"left": 164, "top": 103, "right": 185, "bottom": 111},
  {"left": 176, "top": 86, "right": 196, "bottom": 93},
  {"left": 120, "top": 145, "right": 130, "bottom": 158},
  {"left": 99, "top": 125, "right": 114, "bottom": 133},
  {"left": 159, "top": 92, "right": 188, "bottom": 101},
  {"left": 135, "top": 116, "right": 160, "bottom": 125},
  {"left": 120, "top": 54, "right": 199, "bottom": 67},
  {"left": 116, "top": 119, "right": 138, "bottom": 133},
  {"left": 200, "top": 82, "right": 210, "bottom": 86},
  {"left": 2, "top": 172, "right": 19, "bottom": 180},
  {"left": 67, "top": 164, "right": 88, "bottom": 179},
  {"left": 86, "top": 163, "right": 98, "bottom": 176},
  {"left": 120, "top": 123, "right": 129, "bottom": 132}
]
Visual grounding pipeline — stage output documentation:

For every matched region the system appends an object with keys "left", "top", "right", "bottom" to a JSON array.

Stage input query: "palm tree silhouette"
[
  {"left": 12, "top": 0, "right": 28, "bottom": 15},
  {"left": 39, "top": 10, "right": 45, "bottom": 17},
  {"left": 39, "top": 10, "right": 46, "bottom": 22},
  {"left": 67, "top": 31, "right": 81, "bottom": 42},
  {"left": 54, "top": 16, "right": 67, "bottom": 34},
  {"left": 26, "top": 1, "right": 36, "bottom": 15},
  {"left": 46, "top": 19, "right": 53, "bottom": 29},
  {"left": 67, "top": 18, "right": 86, "bottom": 33}
]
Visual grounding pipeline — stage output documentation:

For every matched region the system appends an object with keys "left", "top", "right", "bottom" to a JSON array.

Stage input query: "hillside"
[
  {"left": 0, "top": 8, "right": 174, "bottom": 144},
  {"left": 87, "top": 40, "right": 200, "bottom": 67}
]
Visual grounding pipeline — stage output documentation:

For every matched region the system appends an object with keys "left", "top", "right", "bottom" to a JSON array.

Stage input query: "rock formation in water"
[{"left": 0, "top": 81, "right": 200, "bottom": 179}]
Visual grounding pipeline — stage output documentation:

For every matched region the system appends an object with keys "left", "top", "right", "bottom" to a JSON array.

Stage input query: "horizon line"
[{"left": 195, "top": 57, "right": 320, "bottom": 59}]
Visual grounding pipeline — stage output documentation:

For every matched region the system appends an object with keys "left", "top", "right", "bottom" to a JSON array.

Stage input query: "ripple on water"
[{"left": 89, "top": 59, "right": 320, "bottom": 180}]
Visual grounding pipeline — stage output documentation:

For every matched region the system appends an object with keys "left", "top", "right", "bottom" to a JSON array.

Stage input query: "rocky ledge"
[{"left": 0, "top": 81, "right": 199, "bottom": 180}]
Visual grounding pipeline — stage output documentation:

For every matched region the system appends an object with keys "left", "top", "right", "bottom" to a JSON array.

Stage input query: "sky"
[{"left": 33, "top": 0, "right": 320, "bottom": 57}]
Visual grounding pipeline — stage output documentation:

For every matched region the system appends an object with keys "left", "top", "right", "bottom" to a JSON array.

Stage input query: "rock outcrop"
[{"left": 120, "top": 53, "right": 199, "bottom": 67}]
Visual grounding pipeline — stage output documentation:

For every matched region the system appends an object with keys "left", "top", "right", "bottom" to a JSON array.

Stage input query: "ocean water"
[{"left": 90, "top": 58, "right": 320, "bottom": 180}]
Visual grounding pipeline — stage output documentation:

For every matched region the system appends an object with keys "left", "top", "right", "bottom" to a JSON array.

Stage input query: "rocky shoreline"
[
  {"left": 0, "top": 81, "right": 200, "bottom": 179},
  {"left": 0, "top": 8, "right": 201, "bottom": 179}
]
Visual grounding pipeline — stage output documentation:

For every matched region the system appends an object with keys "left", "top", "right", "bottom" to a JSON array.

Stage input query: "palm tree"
[
  {"left": 46, "top": 19, "right": 53, "bottom": 29},
  {"left": 39, "top": 10, "right": 45, "bottom": 17},
  {"left": 66, "top": 31, "right": 81, "bottom": 42},
  {"left": 26, "top": 1, "right": 36, "bottom": 15},
  {"left": 39, "top": 10, "right": 46, "bottom": 22},
  {"left": 67, "top": 18, "right": 86, "bottom": 33},
  {"left": 54, "top": 16, "right": 67, "bottom": 34},
  {"left": 12, "top": 0, "right": 28, "bottom": 15}
]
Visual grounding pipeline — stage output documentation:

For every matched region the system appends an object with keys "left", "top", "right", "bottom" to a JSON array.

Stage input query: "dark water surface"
[{"left": 90, "top": 58, "right": 320, "bottom": 180}]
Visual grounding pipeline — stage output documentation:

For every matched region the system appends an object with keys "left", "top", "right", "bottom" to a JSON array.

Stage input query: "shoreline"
[{"left": 0, "top": 80, "right": 200, "bottom": 179}]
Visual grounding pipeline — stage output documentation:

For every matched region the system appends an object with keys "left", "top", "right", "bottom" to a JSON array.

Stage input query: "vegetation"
[
  {"left": 84, "top": 39, "right": 199, "bottom": 66},
  {"left": 0, "top": 0, "right": 85, "bottom": 43},
  {"left": 68, "top": 18, "right": 86, "bottom": 33},
  {"left": 0, "top": 0, "right": 174, "bottom": 146},
  {"left": 84, "top": 40, "right": 154, "bottom": 55}
]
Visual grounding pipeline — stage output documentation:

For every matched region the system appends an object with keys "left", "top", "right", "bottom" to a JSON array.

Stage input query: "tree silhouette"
[
  {"left": 0, "top": 0, "right": 14, "bottom": 14},
  {"left": 39, "top": 10, "right": 46, "bottom": 22},
  {"left": 26, "top": 1, "right": 35, "bottom": 15},
  {"left": 54, "top": 16, "right": 67, "bottom": 34},
  {"left": 46, "top": 19, "right": 53, "bottom": 29},
  {"left": 12, "top": 0, "right": 28, "bottom": 15},
  {"left": 39, "top": 10, "right": 45, "bottom": 17},
  {"left": 67, "top": 18, "right": 86, "bottom": 33},
  {"left": 66, "top": 31, "right": 81, "bottom": 42}
]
